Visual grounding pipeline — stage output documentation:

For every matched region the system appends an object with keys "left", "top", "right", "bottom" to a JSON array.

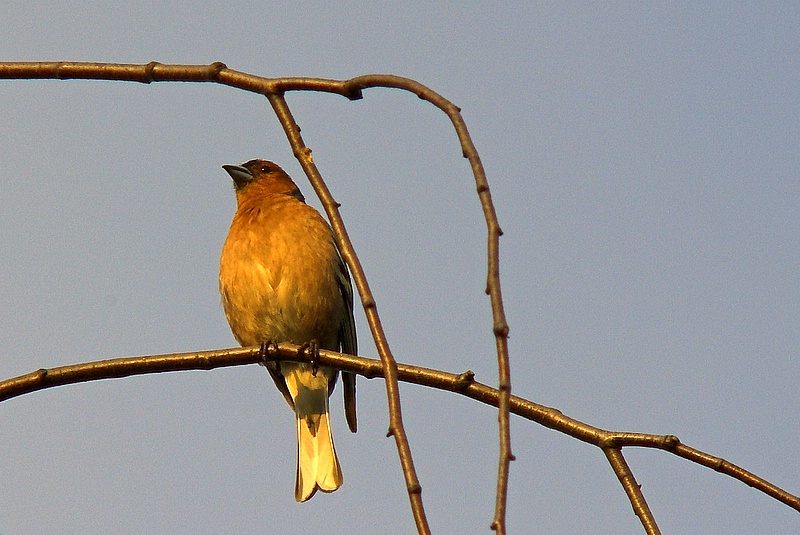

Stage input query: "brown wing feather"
[{"left": 337, "top": 256, "right": 358, "bottom": 433}]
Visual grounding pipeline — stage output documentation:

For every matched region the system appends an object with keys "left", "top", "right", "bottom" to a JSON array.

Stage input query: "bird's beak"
[{"left": 223, "top": 164, "right": 253, "bottom": 189}]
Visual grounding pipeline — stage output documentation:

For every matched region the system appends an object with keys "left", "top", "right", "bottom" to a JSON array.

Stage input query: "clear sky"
[{"left": 1, "top": 3, "right": 798, "bottom": 534}]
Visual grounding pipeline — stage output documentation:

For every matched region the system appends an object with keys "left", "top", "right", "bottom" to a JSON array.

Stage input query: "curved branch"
[
  {"left": 0, "top": 60, "right": 511, "bottom": 531},
  {"left": 1, "top": 346, "right": 798, "bottom": 519},
  {"left": 3, "top": 62, "right": 796, "bottom": 533},
  {"left": 265, "top": 93, "right": 430, "bottom": 534}
]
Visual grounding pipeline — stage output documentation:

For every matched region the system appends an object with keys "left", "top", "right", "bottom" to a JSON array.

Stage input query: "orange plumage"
[{"left": 219, "top": 159, "right": 357, "bottom": 501}]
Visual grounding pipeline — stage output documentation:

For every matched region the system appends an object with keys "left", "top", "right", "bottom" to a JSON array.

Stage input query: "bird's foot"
[
  {"left": 298, "top": 340, "right": 320, "bottom": 377},
  {"left": 259, "top": 340, "right": 279, "bottom": 366}
]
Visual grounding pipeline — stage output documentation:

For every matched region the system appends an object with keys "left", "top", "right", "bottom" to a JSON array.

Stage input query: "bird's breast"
[{"left": 219, "top": 199, "right": 344, "bottom": 349}]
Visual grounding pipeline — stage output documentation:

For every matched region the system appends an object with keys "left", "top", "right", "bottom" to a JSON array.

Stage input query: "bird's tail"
[{"left": 295, "top": 403, "right": 343, "bottom": 502}]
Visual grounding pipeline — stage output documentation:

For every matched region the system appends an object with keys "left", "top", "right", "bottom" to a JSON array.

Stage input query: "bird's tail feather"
[{"left": 295, "top": 406, "right": 342, "bottom": 502}]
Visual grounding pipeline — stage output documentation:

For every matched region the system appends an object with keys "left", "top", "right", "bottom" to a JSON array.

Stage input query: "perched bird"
[{"left": 219, "top": 159, "right": 357, "bottom": 502}]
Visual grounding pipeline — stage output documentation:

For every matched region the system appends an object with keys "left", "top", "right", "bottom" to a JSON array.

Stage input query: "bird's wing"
[
  {"left": 337, "top": 255, "right": 358, "bottom": 433},
  {"left": 267, "top": 363, "right": 296, "bottom": 410}
]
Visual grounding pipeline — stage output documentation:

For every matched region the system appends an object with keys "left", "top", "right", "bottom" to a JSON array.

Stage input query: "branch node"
[
  {"left": 143, "top": 61, "right": 160, "bottom": 83},
  {"left": 493, "top": 322, "right": 509, "bottom": 337},
  {"left": 600, "top": 435, "right": 621, "bottom": 449},
  {"left": 712, "top": 456, "right": 726, "bottom": 471},
  {"left": 294, "top": 146, "right": 312, "bottom": 160},
  {"left": 454, "top": 370, "right": 475, "bottom": 391},
  {"left": 341, "top": 81, "right": 364, "bottom": 101},
  {"left": 209, "top": 61, "right": 227, "bottom": 79},
  {"left": 663, "top": 434, "right": 681, "bottom": 450}
]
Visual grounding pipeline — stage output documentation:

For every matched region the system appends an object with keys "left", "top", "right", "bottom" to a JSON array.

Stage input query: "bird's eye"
[{"left": 261, "top": 165, "right": 271, "bottom": 173}]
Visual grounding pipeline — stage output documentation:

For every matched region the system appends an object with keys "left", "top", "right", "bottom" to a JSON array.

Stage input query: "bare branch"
[
  {"left": 604, "top": 448, "right": 661, "bottom": 535},
  {"left": 1, "top": 346, "right": 798, "bottom": 520},
  {"left": 0, "top": 60, "right": 503, "bottom": 533},
  {"left": 2, "top": 61, "right": 797, "bottom": 532},
  {"left": 0, "top": 66, "right": 509, "bottom": 531},
  {"left": 265, "top": 93, "right": 431, "bottom": 534}
]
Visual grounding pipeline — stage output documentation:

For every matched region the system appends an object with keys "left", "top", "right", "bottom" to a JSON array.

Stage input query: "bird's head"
[{"left": 223, "top": 159, "right": 306, "bottom": 203}]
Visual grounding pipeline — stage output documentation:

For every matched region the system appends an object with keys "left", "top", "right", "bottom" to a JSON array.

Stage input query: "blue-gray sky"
[{"left": 1, "top": 3, "right": 798, "bottom": 534}]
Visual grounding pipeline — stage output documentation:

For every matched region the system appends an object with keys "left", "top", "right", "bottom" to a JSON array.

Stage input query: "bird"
[{"left": 218, "top": 159, "right": 357, "bottom": 502}]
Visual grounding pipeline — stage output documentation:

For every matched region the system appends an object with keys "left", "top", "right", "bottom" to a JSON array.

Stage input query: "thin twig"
[
  {"left": 330, "top": 72, "right": 514, "bottom": 535},
  {"left": 3, "top": 62, "right": 797, "bottom": 533},
  {"left": 604, "top": 448, "right": 661, "bottom": 535},
  {"left": 0, "top": 71, "right": 509, "bottom": 531},
  {"left": 265, "top": 93, "right": 430, "bottom": 534},
  {"left": 0, "top": 61, "right": 499, "bottom": 534}
]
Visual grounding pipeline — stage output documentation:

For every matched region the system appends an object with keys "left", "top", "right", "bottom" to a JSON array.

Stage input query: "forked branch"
[
  {"left": 1, "top": 344, "right": 798, "bottom": 532},
  {"left": 1, "top": 61, "right": 509, "bottom": 534},
  {"left": 2, "top": 62, "right": 796, "bottom": 534}
]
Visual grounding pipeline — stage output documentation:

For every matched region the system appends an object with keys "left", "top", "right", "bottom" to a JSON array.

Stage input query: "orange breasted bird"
[{"left": 219, "top": 159, "right": 357, "bottom": 501}]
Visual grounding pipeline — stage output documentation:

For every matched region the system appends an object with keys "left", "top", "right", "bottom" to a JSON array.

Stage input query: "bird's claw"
[
  {"left": 299, "top": 340, "right": 320, "bottom": 376},
  {"left": 259, "top": 340, "right": 278, "bottom": 366}
]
